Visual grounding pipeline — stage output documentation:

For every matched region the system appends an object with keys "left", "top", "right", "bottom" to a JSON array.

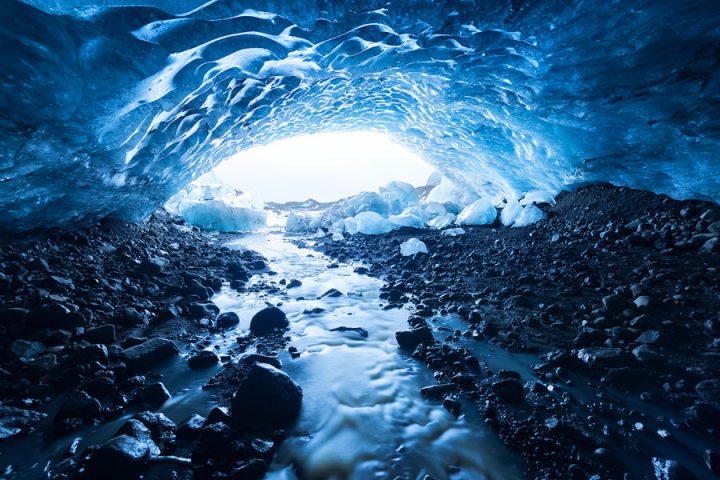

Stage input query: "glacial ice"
[
  {"left": 1, "top": 0, "right": 719, "bottom": 234},
  {"left": 456, "top": 199, "right": 498, "bottom": 226},
  {"left": 345, "top": 212, "right": 395, "bottom": 236},
  {"left": 400, "top": 238, "right": 428, "bottom": 257},
  {"left": 165, "top": 178, "right": 267, "bottom": 232},
  {"left": 513, "top": 205, "right": 545, "bottom": 228}
]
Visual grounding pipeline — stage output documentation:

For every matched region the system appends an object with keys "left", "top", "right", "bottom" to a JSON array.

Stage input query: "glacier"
[{"left": 1, "top": 0, "right": 719, "bottom": 235}]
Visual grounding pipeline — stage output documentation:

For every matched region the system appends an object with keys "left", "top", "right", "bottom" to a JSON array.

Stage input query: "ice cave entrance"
[{"left": 165, "top": 131, "right": 435, "bottom": 232}]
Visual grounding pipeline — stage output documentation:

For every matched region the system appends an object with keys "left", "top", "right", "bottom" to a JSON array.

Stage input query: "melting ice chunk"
[
  {"left": 400, "top": 238, "right": 428, "bottom": 256},
  {"left": 455, "top": 198, "right": 497, "bottom": 225}
]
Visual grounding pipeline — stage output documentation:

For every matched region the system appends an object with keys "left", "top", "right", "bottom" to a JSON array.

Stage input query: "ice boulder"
[
  {"left": 500, "top": 200, "right": 524, "bottom": 226},
  {"left": 456, "top": 198, "right": 497, "bottom": 226},
  {"left": 513, "top": 204, "right": 544, "bottom": 227},
  {"left": 347, "top": 211, "right": 395, "bottom": 235},
  {"left": 177, "top": 201, "right": 266, "bottom": 232},
  {"left": 520, "top": 191, "right": 556, "bottom": 206},
  {"left": 400, "top": 238, "right": 428, "bottom": 256},
  {"left": 441, "top": 228, "right": 465, "bottom": 237},
  {"left": 389, "top": 211, "right": 426, "bottom": 229},
  {"left": 426, "top": 213, "right": 455, "bottom": 229}
]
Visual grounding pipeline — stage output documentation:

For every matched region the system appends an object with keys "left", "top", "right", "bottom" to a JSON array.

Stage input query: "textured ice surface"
[
  {"left": 400, "top": 238, "right": 428, "bottom": 256},
  {"left": 165, "top": 177, "right": 267, "bottom": 231},
  {"left": 456, "top": 198, "right": 498, "bottom": 226},
  {"left": 2, "top": 0, "right": 719, "bottom": 234}
]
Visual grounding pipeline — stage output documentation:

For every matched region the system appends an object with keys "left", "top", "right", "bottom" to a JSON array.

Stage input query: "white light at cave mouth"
[{"left": 204, "top": 131, "right": 434, "bottom": 203}]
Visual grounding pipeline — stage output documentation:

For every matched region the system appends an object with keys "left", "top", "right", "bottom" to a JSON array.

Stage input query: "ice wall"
[{"left": 1, "top": 0, "right": 718, "bottom": 235}]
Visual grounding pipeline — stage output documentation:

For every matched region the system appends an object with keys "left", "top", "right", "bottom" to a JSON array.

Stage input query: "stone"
[
  {"left": 396, "top": 326, "right": 434, "bottom": 349},
  {"left": 636, "top": 330, "right": 662, "bottom": 345},
  {"left": 695, "top": 379, "right": 720, "bottom": 409},
  {"left": 83, "top": 435, "right": 151, "bottom": 479},
  {"left": 83, "top": 324, "right": 116, "bottom": 344},
  {"left": 177, "top": 414, "right": 205, "bottom": 441},
  {"left": 188, "top": 350, "right": 219, "bottom": 369},
  {"left": 491, "top": 378, "right": 525, "bottom": 403},
  {"left": 651, "top": 457, "right": 696, "bottom": 480},
  {"left": 0, "top": 406, "right": 45, "bottom": 440},
  {"left": 231, "top": 363, "right": 302, "bottom": 429},
  {"left": 602, "top": 294, "right": 627, "bottom": 315},
  {"left": 56, "top": 391, "right": 101, "bottom": 422},
  {"left": 287, "top": 279, "right": 302, "bottom": 289},
  {"left": 249, "top": 307, "right": 289, "bottom": 336},
  {"left": 121, "top": 338, "right": 179, "bottom": 371},
  {"left": 216, "top": 311, "right": 240, "bottom": 329},
  {"left": 132, "top": 382, "right": 171, "bottom": 407},
  {"left": 10, "top": 339, "right": 46, "bottom": 360},
  {"left": 576, "top": 348, "right": 633, "bottom": 369},
  {"left": 139, "top": 256, "right": 169, "bottom": 275}
]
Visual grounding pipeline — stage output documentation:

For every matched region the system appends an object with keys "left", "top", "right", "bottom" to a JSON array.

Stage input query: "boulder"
[
  {"left": 492, "top": 378, "right": 525, "bottom": 403},
  {"left": 249, "top": 307, "right": 288, "bottom": 336},
  {"left": 231, "top": 363, "right": 302, "bottom": 429},
  {"left": 188, "top": 350, "right": 219, "bottom": 369},
  {"left": 83, "top": 324, "right": 116, "bottom": 344},
  {"left": 216, "top": 311, "right": 240, "bottom": 329},
  {"left": 56, "top": 391, "right": 101, "bottom": 422},
  {"left": 83, "top": 435, "right": 151, "bottom": 479},
  {"left": 396, "top": 326, "right": 434, "bottom": 350},
  {"left": 121, "top": 338, "right": 179, "bottom": 372}
]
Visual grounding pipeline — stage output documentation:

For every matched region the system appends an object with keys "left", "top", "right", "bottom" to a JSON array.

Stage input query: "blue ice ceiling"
[{"left": 1, "top": 0, "right": 718, "bottom": 234}]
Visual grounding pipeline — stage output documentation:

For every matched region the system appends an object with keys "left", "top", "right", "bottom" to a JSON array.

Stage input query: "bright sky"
[{"left": 209, "top": 131, "right": 435, "bottom": 203}]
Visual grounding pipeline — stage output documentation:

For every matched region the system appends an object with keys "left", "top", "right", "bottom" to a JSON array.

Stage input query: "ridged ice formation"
[{"left": 1, "top": 0, "right": 718, "bottom": 234}]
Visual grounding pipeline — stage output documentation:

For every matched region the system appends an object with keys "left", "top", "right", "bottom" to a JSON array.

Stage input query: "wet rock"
[
  {"left": 320, "top": 288, "right": 343, "bottom": 298},
  {"left": 82, "top": 377, "right": 116, "bottom": 397},
  {"left": 216, "top": 311, "right": 240, "bottom": 329},
  {"left": 82, "top": 324, "right": 116, "bottom": 344},
  {"left": 705, "top": 450, "right": 720, "bottom": 475},
  {"left": 651, "top": 457, "right": 696, "bottom": 480},
  {"left": 239, "top": 353, "right": 282, "bottom": 369},
  {"left": 132, "top": 383, "right": 171, "bottom": 407},
  {"left": 117, "top": 419, "right": 161, "bottom": 457},
  {"left": 206, "top": 406, "right": 232, "bottom": 425},
  {"left": 27, "top": 303, "right": 70, "bottom": 328},
  {"left": 231, "top": 458, "right": 267, "bottom": 478},
  {"left": 576, "top": 348, "right": 633, "bottom": 369},
  {"left": 420, "top": 384, "right": 455, "bottom": 400},
  {"left": 396, "top": 326, "right": 434, "bottom": 350},
  {"left": 56, "top": 391, "right": 102, "bottom": 422},
  {"left": 443, "top": 397, "right": 462, "bottom": 416},
  {"left": 188, "top": 350, "right": 220, "bottom": 369},
  {"left": 188, "top": 301, "right": 219, "bottom": 319},
  {"left": 134, "top": 411, "right": 176, "bottom": 453},
  {"left": 287, "top": 279, "right": 302, "bottom": 289},
  {"left": 0, "top": 406, "right": 45, "bottom": 439},
  {"left": 249, "top": 307, "right": 288, "bottom": 336},
  {"left": 177, "top": 414, "right": 205, "bottom": 441},
  {"left": 116, "top": 307, "right": 147, "bottom": 326},
  {"left": 636, "top": 330, "right": 662, "bottom": 345},
  {"left": 10, "top": 339, "right": 46, "bottom": 360},
  {"left": 83, "top": 435, "right": 151, "bottom": 479},
  {"left": 491, "top": 378, "right": 524, "bottom": 403},
  {"left": 121, "top": 338, "right": 179, "bottom": 372},
  {"left": 230, "top": 363, "right": 302, "bottom": 429},
  {"left": 77, "top": 343, "right": 109, "bottom": 361},
  {"left": 602, "top": 294, "right": 627, "bottom": 315},
  {"left": 632, "top": 345, "right": 661, "bottom": 363},
  {"left": 139, "top": 256, "right": 169, "bottom": 275},
  {"left": 330, "top": 326, "right": 369, "bottom": 338},
  {"left": 695, "top": 379, "right": 720, "bottom": 409}
]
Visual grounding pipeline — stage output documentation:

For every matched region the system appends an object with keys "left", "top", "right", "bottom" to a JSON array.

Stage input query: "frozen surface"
[
  {"left": 2, "top": 0, "right": 719, "bottom": 234},
  {"left": 456, "top": 198, "right": 498, "bottom": 226},
  {"left": 400, "top": 238, "right": 428, "bottom": 256}
]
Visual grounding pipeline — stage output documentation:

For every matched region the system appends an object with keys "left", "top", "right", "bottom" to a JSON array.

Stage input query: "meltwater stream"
[
  {"left": 1, "top": 232, "right": 520, "bottom": 480},
  {"left": 219, "top": 233, "right": 521, "bottom": 480}
]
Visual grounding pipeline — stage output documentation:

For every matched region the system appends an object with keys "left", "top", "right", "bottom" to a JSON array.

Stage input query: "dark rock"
[
  {"left": 636, "top": 329, "right": 662, "bottom": 345},
  {"left": 10, "top": 339, "right": 46, "bottom": 360},
  {"left": 116, "top": 307, "right": 146, "bottom": 326},
  {"left": 134, "top": 411, "right": 176, "bottom": 453},
  {"left": 231, "top": 458, "right": 267, "bottom": 479},
  {"left": 188, "top": 350, "right": 219, "bottom": 369},
  {"left": 602, "top": 294, "right": 627, "bottom": 315},
  {"left": 139, "top": 256, "right": 169, "bottom": 275},
  {"left": 695, "top": 379, "right": 720, "bottom": 409},
  {"left": 177, "top": 414, "right": 205, "bottom": 441},
  {"left": 705, "top": 450, "right": 720, "bottom": 475},
  {"left": 249, "top": 307, "right": 288, "bottom": 336},
  {"left": 330, "top": 326, "right": 369, "bottom": 338},
  {"left": 77, "top": 343, "right": 109, "bottom": 361},
  {"left": 0, "top": 406, "right": 45, "bottom": 440},
  {"left": 132, "top": 383, "right": 171, "bottom": 407},
  {"left": 83, "top": 324, "right": 116, "bottom": 344},
  {"left": 491, "top": 378, "right": 524, "bottom": 403},
  {"left": 287, "top": 279, "right": 302, "bottom": 289},
  {"left": 56, "top": 391, "right": 102, "bottom": 422},
  {"left": 27, "top": 303, "right": 70, "bottom": 328},
  {"left": 116, "top": 419, "right": 161, "bottom": 457},
  {"left": 82, "top": 377, "right": 116, "bottom": 397},
  {"left": 396, "top": 326, "right": 434, "bottom": 349},
  {"left": 231, "top": 363, "right": 302, "bottom": 428},
  {"left": 216, "top": 311, "right": 240, "bottom": 329},
  {"left": 83, "top": 435, "right": 150, "bottom": 479},
  {"left": 320, "top": 288, "right": 343, "bottom": 298},
  {"left": 651, "top": 457, "right": 697, "bottom": 480},
  {"left": 121, "top": 338, "right": 179, "bottom": 372},
  {"left": 239, "top": 353, "right": 282, "bottom": 369},
  {"left": 576, "top": 348, "right": 633, "bottom": 369}
]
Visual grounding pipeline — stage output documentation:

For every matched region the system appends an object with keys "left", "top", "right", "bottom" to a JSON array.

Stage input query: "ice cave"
[{"left": 0, "top": 1, "right": 719, "bottom": 479}]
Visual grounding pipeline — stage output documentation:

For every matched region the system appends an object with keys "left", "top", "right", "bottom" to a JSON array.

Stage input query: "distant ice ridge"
[
  {"left": 164, "top": 174, "right": 267, "bottom": 232},
  {"left": 285, "top": 177, "right": 550, "bottom": 236}
]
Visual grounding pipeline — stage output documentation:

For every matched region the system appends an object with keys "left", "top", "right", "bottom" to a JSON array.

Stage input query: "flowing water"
[{"left": 2, "top": 232, "right": 521, "bottom": 480}]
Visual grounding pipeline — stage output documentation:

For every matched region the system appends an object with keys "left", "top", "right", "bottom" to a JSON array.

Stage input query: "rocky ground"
[
  {"left": 315, "top": 184, "right": 720, "bottom": 480},
  {"left": 0, "top": 211, "right": 301, "bottom": 479}
]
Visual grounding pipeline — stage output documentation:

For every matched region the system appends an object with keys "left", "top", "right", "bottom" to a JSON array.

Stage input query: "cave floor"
[{"left": 0, "top": 184, "right": 719, "bottom": 480}]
